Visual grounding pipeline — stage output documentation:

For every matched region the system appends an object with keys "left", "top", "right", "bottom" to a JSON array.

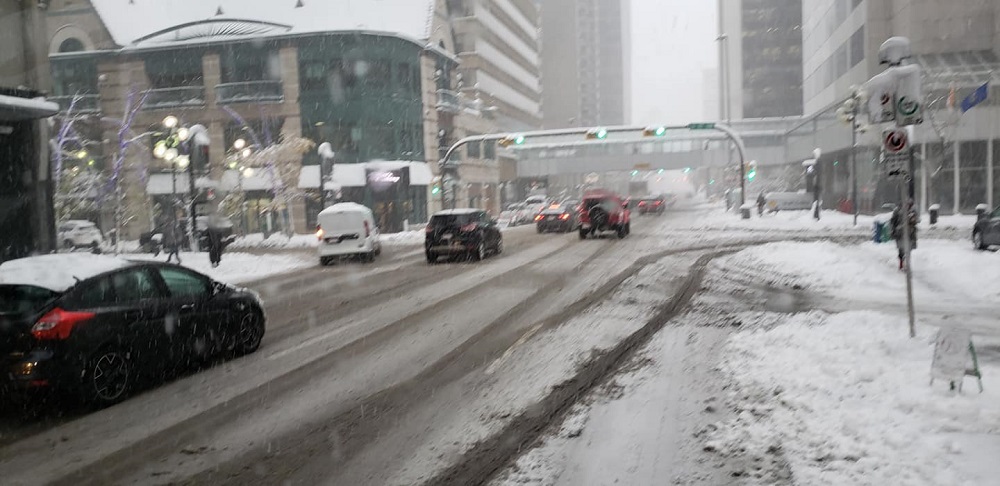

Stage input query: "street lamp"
[
  {"left": 317, "top": 142, "right": 335, "bottom": 210},
  {"left": 153, "top": 115, "right": 210, "bottom": 250}
]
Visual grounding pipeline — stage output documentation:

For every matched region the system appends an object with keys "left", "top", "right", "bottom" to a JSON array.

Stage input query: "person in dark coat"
[
  {"left": 891, "top": 200, "right": 918, "bottom": 270},
  {"left": 164, "top": 222, "right": 182, "bottom": 264},
  {"left": 756, "top": 192, "right": 767, "bottom": 216},
  {"left": 205, "top": 213, "right": 228, "bottom": 268}
]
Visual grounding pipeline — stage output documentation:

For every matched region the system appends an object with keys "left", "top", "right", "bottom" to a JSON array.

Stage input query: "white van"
[{"left": 316, "top": 203, "right": 382, "bottom": 265}]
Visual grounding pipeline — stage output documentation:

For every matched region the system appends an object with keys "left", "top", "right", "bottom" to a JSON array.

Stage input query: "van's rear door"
[{"left": 318, "top": 211, "right": 365, "bottom": 244}]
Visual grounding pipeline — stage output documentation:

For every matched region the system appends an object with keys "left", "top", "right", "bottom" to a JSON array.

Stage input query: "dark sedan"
[
  {"left": 973, "top": 205, "right": 1000, "bottom": 250},
  {"left": 0, "top": 254, "right": 265, "bottom": 407},
  {"left": 535, "top": 203, "right": 579, "bottom": 233},
  {"left": 425, "top": 209, "right": 503, "bottom": 262}
]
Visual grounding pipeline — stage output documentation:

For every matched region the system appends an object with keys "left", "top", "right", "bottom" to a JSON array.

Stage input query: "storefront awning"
[
  {"left": 0, "top": 94, "right": 59, "bottom": 122},
  {"left": 146, "top": 173, "right": 218, "bottom": 195},
  {"left": 298, "top": 161, "right": 432, "bottom": 189}
]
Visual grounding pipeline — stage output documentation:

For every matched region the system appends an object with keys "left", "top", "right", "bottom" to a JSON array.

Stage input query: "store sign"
[{"left": 367, "top": 169, "right": 404, "bottom": 192}]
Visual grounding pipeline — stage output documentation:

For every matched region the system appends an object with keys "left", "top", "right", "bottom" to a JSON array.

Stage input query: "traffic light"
[
  {"left": 643, "top": 126, "right": 667, "bottom": 137},
  {"left": 586, "top": 127, "right": 608, "bottom": 140},
  {"left": 498, "top": 134, "right": 526, "bottom": 148},
  {"left": 631, "top": 170, "right": 639, "bottom": 176},
  {"left": 683, "top": 167, "right": 692, "bottom": 173},
  {"left": 746, "top": 160, "right": 757, "bottom": 182},
  {"left": 431, "top": 180, "right": 442, "bottom": 195}
]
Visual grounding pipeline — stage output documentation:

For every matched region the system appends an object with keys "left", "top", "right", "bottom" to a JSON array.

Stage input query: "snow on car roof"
[
  {"left": 319, "top": 202, "right": 372, "bottom": 214},
  {"left": 434, "top": 209, "right": 481, "bottom": 216},
  {"left": 0, "top": 254, "right": 134, "bottom": 292}
]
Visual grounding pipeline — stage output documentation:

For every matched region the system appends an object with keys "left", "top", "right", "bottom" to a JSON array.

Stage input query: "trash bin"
[
  {"left": 976, "top": 203, "right": 989, "bottom": 221},
  {"left": 928, "top": 204, "right": 939, "bottom": 225},
  {"left": 872, "top": 214, "right": 893, "bottom": 243},
  {"left": 740, "top": 203, "right": 752, "bottom": 220}
]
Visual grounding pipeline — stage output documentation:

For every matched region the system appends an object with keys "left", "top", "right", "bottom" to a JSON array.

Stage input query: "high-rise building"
[
  {"left": 718, "top": 0, "right": 803, "bottom": 120},
  {"left": 540, "top": 0, "right": 631, "bottom": 128},
  {"left": 702, "top": 67, "right": 721, "bottom": 121},
  {"left": 447, "top": 0, "right": 543, "bottom": 132}
]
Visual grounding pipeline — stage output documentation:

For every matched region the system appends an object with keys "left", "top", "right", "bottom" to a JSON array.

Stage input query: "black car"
[
  {"left": 535, "top": 202, "right": 579, "bottom": 233},
  {"left": 425, "top": 209, "right": 503, "bottom": 262},
  {"left": 973, "top": 205, "right": 1000, "bottom": 250},
  {"left": 0, "top": 254, "right": 265, "bottom": 407}
]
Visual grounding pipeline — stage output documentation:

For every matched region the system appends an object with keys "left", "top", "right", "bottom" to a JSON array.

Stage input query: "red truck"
[{"left": 578, "top": 189, "right": 631, "bottom": 239}]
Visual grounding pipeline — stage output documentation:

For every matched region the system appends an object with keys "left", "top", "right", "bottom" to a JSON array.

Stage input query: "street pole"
[
  {"left": 851, "top": 125, "right": 858, "bottom": 225},
  {"left": 901, "top": 173, "right": 916, "bottom": 338}
]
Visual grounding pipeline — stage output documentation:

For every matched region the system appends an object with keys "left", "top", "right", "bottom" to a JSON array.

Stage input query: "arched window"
[{"left": 59, "top": 38, "right": 85, "bottom": 53}]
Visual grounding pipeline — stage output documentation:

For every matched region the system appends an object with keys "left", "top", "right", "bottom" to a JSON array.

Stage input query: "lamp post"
[
  {"left": 317, "top": 142, "right": 335, "bottom": 210},
  {"left": 153, "top": 115, "right": 209, "bottom": 250},
  {"left": 229, "top": 138, "right": 255, "bottom": 234}
]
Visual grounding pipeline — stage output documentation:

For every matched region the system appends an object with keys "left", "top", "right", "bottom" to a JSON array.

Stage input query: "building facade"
[
  {"left": 793, "top": 0, "right": 1000, "bottom": 214},
  {"left": 0, "top": 2, "right": 59, "bottom": 262},
  {"left": 540, "top": 0, "right": 631, "bottom": 129},
  {"left": 42, "top": 0, "right": 502, "bottom": 238},
  {"left": 718, "top": 0, "right": 804, "bottom": 121}
]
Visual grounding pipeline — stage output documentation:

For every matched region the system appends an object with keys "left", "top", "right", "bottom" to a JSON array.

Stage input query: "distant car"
[
  {"left": 507, "top": 203, "right": 528, "bottom": 226},
  {"left": 57, "top": 220, "right": 103, "bottom": 251},
  {"left": 522, "top": 196, "right": 549, "bottom": 223},
  {"left": 637, "top": 196, "right": 666, "bottom": 215},
  {"left": 497, "top": 210, "right": 517, "bottom": 227},
  {"left": 316, "top": 202, "right": 382, "bottom": 265},
  {"left": 578, "top": 190, "right": 631, "bottom": 239},
  {"left": 425, "top": 209, "right": 503, "bottom": 262},
  {"left": 535, "top": 203, "right": 579, "bottom": 233},
  {"left": 972, "top": 205, "right": 1000, "bottom": 250},
  {"left": 0, "top": 254, "right": 266, "bottom": 407}
]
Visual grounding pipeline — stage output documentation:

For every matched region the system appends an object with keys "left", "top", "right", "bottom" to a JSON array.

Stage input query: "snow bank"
[
  {"left": 710, "top": 311, "right": 1000, "bottom": 486},
  {"left": 128, "top": 251, "right": 312, "bottom": 284},
  {"left": 723, "top": 239, "right": 1000, "bottom": 304},
  {"left": 228, "top": 233, "right": 319, "bottom": 250},
  {"left": 681, "top": 206, "right": 977, "bottom": 236},
  {"left": 379, "top": 229, "right": 425, "bottom": 246}
]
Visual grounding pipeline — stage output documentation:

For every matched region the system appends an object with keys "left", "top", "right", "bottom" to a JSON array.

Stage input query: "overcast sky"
[{"left": 629, "top": 0, "right": 718, "bottom": 125}]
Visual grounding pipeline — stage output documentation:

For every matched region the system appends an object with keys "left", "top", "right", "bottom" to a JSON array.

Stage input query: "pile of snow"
[
  {"left": 379, "top": 229, "right": 425, "bottom": 246},
  {"left": 724, "top": 239, "right": 1000, "bottom": 304},
  {"left": 128, "top": 252, "right": 312, "bottom": 284},
  {"left": 682, "top": 206, "right": 978, "bottom": 236},
  {"left": 709, "top": 311, "right": 1000, "bottom": 486},
  {"left": 228, "top": 233, "right": 319, "bottom": 250}
]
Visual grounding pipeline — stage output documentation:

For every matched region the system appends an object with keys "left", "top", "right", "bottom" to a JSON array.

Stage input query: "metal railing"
[
  {"left": 215, "top": 80, "right": 283, "bottom": 104},
  {"left": 142, "top": 86, "right": 206, "bottom": 110},
  {"left": 50, "top": 94, "right": 100, "bottom": 113}
]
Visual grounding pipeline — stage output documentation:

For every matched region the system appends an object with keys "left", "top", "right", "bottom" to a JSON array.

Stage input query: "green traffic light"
[
  {"left": 657, "top": 168, "right": 664, "bottom": 174},
  {"left": 631, "top": 170, "right": 639, "bottom": 176},
  {"left": 709, "top": 179, "right": 715, "bottom": 184},
  {"left": 747, "top": 171, "right": 756, "bottom": 182},
  {"left": 596, "top": 128, "right": 608, "bottom": 139},
  {"left": 432, "top": 186, "right": 441, "bottom": 195},
  {"left": 514, "top": 135, "right": 525, "bottom": 145},
  {"left": 683, "top": 167, "right": 692, "bottom": 173}
]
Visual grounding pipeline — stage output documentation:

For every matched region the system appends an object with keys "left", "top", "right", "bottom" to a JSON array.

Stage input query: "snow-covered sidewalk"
[{"left": 128, "top": 251, "right": 313, "bottom": 284}]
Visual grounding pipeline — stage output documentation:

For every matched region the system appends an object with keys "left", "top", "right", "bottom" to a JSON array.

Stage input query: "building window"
[
  {"left": 467, "top": 140, "right": 481, "bottom": 159},
  {"left": 59, "top": 38, "right": 85, "bottom": 53},
  {"left": 483, "top": 141, "right": 496, "bottom": 160}
]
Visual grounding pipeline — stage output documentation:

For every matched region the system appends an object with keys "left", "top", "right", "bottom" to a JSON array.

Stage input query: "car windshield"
[
  {"left": 2, "top": 1, "right": 997, "bottom": 485},
  {"left": 0, "top": 285, "right": 57, "bottom": 315}
]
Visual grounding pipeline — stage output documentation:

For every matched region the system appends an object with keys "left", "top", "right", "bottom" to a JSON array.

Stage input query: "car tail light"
[
  {"left": 534, "top": 214, "right": 544, "bottom": 222},
  {"left": 316, "top": 225, "right": 324, "bottom": 240},
  {"left": 559, "top": 213, "right": 570, "bottom": 220},
  {"left": 32, "top": 308, "right": 95, "bottom": 340},
  {"left": 460, "top": 223, "right": 478, "bottom": 232},
  {"left": 638, "top": 201, "right": 647, "bottom": 206},
  {"left": 655, "top": 200, "right": 662, "bottom": 206},
  {"left": 364, "top": 220, "right": 371, "bottom": 238}
]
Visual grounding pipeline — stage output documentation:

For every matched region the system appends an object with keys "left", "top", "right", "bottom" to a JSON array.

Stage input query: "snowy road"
[{"left": 4, "top": 203, "right": 967, "bottom": 486}]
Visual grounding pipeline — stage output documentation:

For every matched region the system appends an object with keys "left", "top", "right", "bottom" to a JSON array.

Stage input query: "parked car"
[
  {"left": 522, "top": 195, "right": 549, "bottom": 223},
  {"left": 535, "top": 203, "right": 579, "bottom": 233},
  {"left": 637, "top": 195, "right": 666, "bottom": 215},
  {"left": 972, "top": 205, "right": 1000, "bottom": 250},
  {"left": 425, "top": 209, "right": 503, "bottom": 263},
  {"left": 0, "top": 253, "right": 266, "bottom": 407},
  {"left": 578, "top": 190, "right": 631, "bottom": 239},
  {"left": 57, "top": 220, "right": 103, "bottom": 251},
  {"left": 316, "top": 203, "right": 382, "bottom": 265}
]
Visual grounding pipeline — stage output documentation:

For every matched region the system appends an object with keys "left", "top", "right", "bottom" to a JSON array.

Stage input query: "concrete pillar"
[
  {"left": 987, "top": 138, "right": 994, "bottom": 208},
  {"left": 279, "top": 46, "right": 300, "bottom": 106},
  {"left": 202, "top": 53, "right": 221, "bottom": 108},
  {"left": 953, "top": 142, "right": 961, "bottom": 214}
]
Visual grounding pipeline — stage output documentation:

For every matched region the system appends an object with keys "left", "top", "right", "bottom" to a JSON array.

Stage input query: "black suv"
[
  {"left": 425, "top": 209, "right": 503, "bottom": 262},
  {"left": 0, "top": 254, "right": 265, "bottom": 407}
]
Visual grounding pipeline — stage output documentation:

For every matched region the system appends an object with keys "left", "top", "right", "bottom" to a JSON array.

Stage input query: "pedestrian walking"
[
  {"left": 756, "top": 192, "right": 766, "bottom": 216},
  {"left": 206, "top": 213, "right": 228, "bottom": 268},
  {"left": 891, "top": 200, "right": 918, "bottom": 270},
  {"left": 164, "top": 222, "right": 182, "bottom": 264}
]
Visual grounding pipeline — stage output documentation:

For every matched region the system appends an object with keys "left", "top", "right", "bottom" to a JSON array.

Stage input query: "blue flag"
[{"left": 961, "top": 82, "right": 989, "bottom": 113}]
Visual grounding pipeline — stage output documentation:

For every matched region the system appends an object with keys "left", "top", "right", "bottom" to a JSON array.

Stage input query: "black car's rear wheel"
[
  {"left": 235, "top": 311, "right": 265, "bottom": 356},
  {"left": 83, "top": 346, "right": 132, "bottom": 406},
  {"left": 426, "top": 251, "right": 438, "bottom": 263},
  {"left": 494, "top": 238, "right": 504, "bottom": 254},
  {"left": 579, "top": 227, "right": 588, "bottom": 239},
  {"left": 472, "top": 241, "right": 486, "bottom": 261},
  {"left": 973, "top": 231, "right": 986, "bottom": 251}
]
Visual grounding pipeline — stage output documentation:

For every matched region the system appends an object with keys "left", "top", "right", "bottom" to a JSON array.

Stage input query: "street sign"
[
  {"left": 894, "top": 64, "right": 923, "bottom": 126},
  {"left": 961, "top": 82, "right": 989, "bottom": 113},
  {"left": 881, "top": 127, "right": 910, "bottom": 181},
  {"left": 882, "top": 127, "right": 908, "bottom": 154},
  {"left": 864, "top": 70, "right": 897, "bottom": 124}
]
